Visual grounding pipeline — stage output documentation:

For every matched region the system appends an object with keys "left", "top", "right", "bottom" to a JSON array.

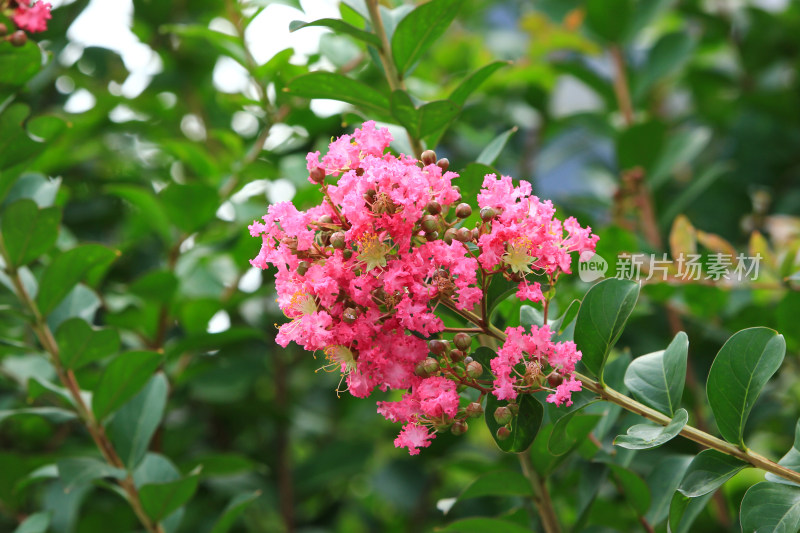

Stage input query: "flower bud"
[
  {"left": 296, "top": 261, "right": 309, "bottom": 276},
  {"left": 421, "top": 215, "right": 437, "bottom": 233},
  {"left": 443, "top": 228, "right": 456, "bottom": 245},
  {"left": 453, "top": 332, "right": 471, "bottom": 351},
  {"left": 421, "top": 150, "right": 437, "bottom": 166},
  {"left": 493, "top": 406, "right": 513, "bottom": 425},
  {"left": 422, "top": 357, "right": 440, "bottom": 375},
  {"left": 414, "top": 361, "right": 430, "bottom": 377},
  {"left": 455, "top": 227, "right": 472, "bottom": 242},
  {"left": 548, "top": 374, "right": 564, "bottom": 388},
  {"left": 463, "top": 356, "right": 474, "bottom": 364},
  {"left": 480, "top": 207, "right": 496, "bottom": 221},
  {"left": 318, "top": 214, "right": 333, "bottom": 225},
  {"left": 465, "top": 402, "right": 483, "bottom": 418},
  {"left": 343, "top": 249, "right": 353, "bottom": 260},
  {"left": 342, "top": 307, "right": 359, "bottom": 324},
  {"left": 451, "top": 419, "right": 468, "bottom": 436},
  {"left": 0, "top": 23, "right": 7, "bottom": 36},
  {"left": 428, "top": 339, "right": 447, "bottom": 355},
  {"left": 472, "top": 228, "right": 480, "bottom": 241},
  {"left": 437, "top": 158, "right": 449, "bottom": 172},
  {"left": 466, "top": 360, "right": 483, "bottom": 378},
  {"left": 508, "top": 403, "right": 519, "bottom": 416},
  {"left": 425, "top": 231, "right": 439, "bottom": 242},
  {"left": 11, "top": 30, "right": 27, "bottom": 47},
  {"left": 426, "top": 200, "right": 442, "bottom": 215},
  {"left": 310, "top": 166, "right": 325, "bottom": 184},
  {"left": 330, "top": 231, "right": 346, "bottom": 249},
  {"left": 449, "top": 349, "right": 465, "bottom": 362},
  {"left": 496, "top": 426, "right": 512, "bottom": 441},
  {"left": 455, "top": 203, "right": 472, "bottom": 218}
]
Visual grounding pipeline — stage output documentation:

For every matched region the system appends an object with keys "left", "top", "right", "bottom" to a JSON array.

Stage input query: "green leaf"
[
  {"left": 0, "top": 40, "right": 41, "bottom": 89},
  {"left": 46, "top": 285, "right": 101, "bottom": 331},
  {"left": 160, "top": 183, "right": 219, "bottom": 234},
  {"left": 109, "top": 373, "right": 169, "bottom": 468},
  {"left": 1, "top": 199, "right": 61, "bottom": 267},
  {"left": 286, "top": 72, "right": 390, "bottom": 116},
  {"left": 648, "top": 127, "right": 711, "bottom": 189},
  {"left": 12, "top": 511, "right": 50, "bottom": 533},
  {"left": 4, "top": 173, "right": 61, "bottom": 208},
  {"left": 707, "top": 327, "right": 785, "bottom": 446},
  {"left": 644, "top": 455, "right": 693, "bottom": 525},
  {"left": 623, "top": 331, "right": 688, "bottom": 416},
  {"left": 391, "top": 0, "right": 461, "bottom": 76},
  {"left": 585, "top": 0, "right": 632, "bottom": 43},
  {"left": 469, "top": 347, "right": 495, "bottom": 379},
  {"left": 548, "top": 405, "right": 602, "bottom": 456},
  {"left": 0, "top": 407, "right": 77, "bottom": 425},
  {"left": 140, "top": 473, "right": 200, "bottom": 522},
  {"left": 439, "top": 517, "right": 534, "bottom": 533},
  {"left": 767, "top": 419, "right": 800, "bottom": 486},
  {"left": 669, "top": 491, "right": 715, "bottom": 533},
  {"left": 613, "top": 408, "right": 688, "bottom": 449},
  {"left": 57, "top": 457, "right": 126, "bottom": 492},
  {"left": 210, "top": 491, "right": 262, "bottom": 533},
  {"left": 485, "top": 393, "right": 544, "bottom": 453},
  {"left": 289, "top": 19, "right": 381, "bottom": 48},
  {"left": 449, "top": 61, "right": 510, "bottom": 107},
  {"left": 106, "top": 184, "right": 172, "bottom": 243},
  {"left": 574, "top": 278, "right": 640, "bottom": 381},
  {"left": 455, "top": 470, "right": 532, "bottom": 504},
  {"left": 633, "top": 32, "right": 694, "bottom": 99},
  {"left": 92, "top": 351, "right": 163, "bottom": 420},
  {"left": 609, "top": 464, "right": 650, "bottom": 516},
  {"left": 740, "top": 482, "right": 800, "bottom": 533},
  {"left": 477, "top": 127, "right": 518, "bottom": 166},
  {"left": 37, "top": 244, "right": 119, "bottom": 315},
  {"left": 389, "top": 91, "right": 460, "bottom": 140},
  {"left": 677, "top": 449, "right": 748, "bottom": 498},
  {"left": 56, "top": 318, "right": 120, "bottom": 370},
  {"left": 162, "top": 24, "right": 247, "bottom": 65},
  {"left": 617, "top": 120, "right": 665, "bottom": 173}
]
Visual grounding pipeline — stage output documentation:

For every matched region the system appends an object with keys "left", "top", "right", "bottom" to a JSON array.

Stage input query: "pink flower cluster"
[
  {"left": 12, "top": 0, "right": 51, "bottom": 33},
  {"left": 250, "top": 121, "right": 598, "bottom": 454},
  {"left": 492, "top": 325, "right": 583, "bottom": 407}
]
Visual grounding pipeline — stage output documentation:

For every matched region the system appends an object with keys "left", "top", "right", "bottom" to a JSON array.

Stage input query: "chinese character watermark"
[{"left": 579, "top": 252, "right": 763, "bottom": 282}]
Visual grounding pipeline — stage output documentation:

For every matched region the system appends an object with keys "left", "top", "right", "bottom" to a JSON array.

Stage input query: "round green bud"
[
  {"left": 421, "top": 150, "right": 437, "bottom": 166},
  {"left": 425, "top": 231, "right": 439, "bottom": 242},
  {"left": 421, "top": 215, "right": 438, "bottom": 233},
  {"left": 330, "top": 231, "right": 346, "bottom": 249},
  {"left": 437, "top": 158, "right": 450, "bottom": 172},
  {"left": 480, "top": 207, "right": 496, "bottom": 221},
  {"left": 451, "top": 419, "right": 468, "bottom": 436},
  {"left": 455, "top": 227, "right": 472, "bottom": 242},
  {"left": 343, "top": 249, "right": 353, "bottom": 260},
  {"left": 465, "top": 402, "right": 483, "bottom": 418},
  {"left": 493, "top": 406, "right": 513, "bottom": 425},
  {"left": 342, "top": 307, "right": 358, "bottom": 324},
  {"left": 508, "top": 403, "right": 519, "bottom": 416},
  {"left": 428, "top": 339, "right": 447, "bottom": 355},
  {"left": 422, "top": 357, "right": 440, "bottom": 375},
  {"left": 449, "top": 349, "right": 465, "bottom": 362},
  {"left": 318, "top": 214, "right": 333, "bottom": 224},
  {"left": 426, "top": 200, "right": 442, "bottom": 215},
  {"left": 455, "top": 203, "right": 472, "bottom": 218},
  {"left": 443, "top": 228, "right": 456, "bottom": 245},
  {"left": 496, "top": 426, "right": 512, "bottom": 441},
  {"left": 466, "top": 360, "right": 483, "bottom": 378},
  {"left": 0, "top": 23, "right": 8, "bottom": 36},
  {"left": 453, "top": 332, "right": 471, "bottom": 351}
]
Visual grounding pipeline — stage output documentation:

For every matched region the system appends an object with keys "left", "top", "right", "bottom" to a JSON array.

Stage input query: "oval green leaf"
[
  {"left": 140, "top": 473, "right": 200, "bottom": 522},
  {"left": 623, "top": 331, "right": 688, "bottom": 416},
  {"left": 707, "top": 327, "right": 785, "bottom": 446},
  {"left": 740, "top": 482, "right": 800, "bottom": 533},
  {"left": 613, "top": 408, "right": 688, "bottom": 450},
  {"left": 677, "top": 449, "right": 748, "bottom": 498},
  {"left": 289, "top": 19, "right": 381, "bottom": 48},
  {"left": 391, "top": 0, "right": 461, "bottom": 76},
  {"left": 767, "top": 419, "right": 800, "bottom": 487},
  {"left": 286, "top": 72, "right": 390, "bottom": 117},
  {"left": 36, "top": 244, "right": 119, "bottom": 315},
  {"left": 109, "top": 373, "right": 169, "bottom": 468},
  {"left": 574, "top": 278, "right": 639, "bottom": 381},
  {"left": 92, "top": 351, "right": 163, "bottom": 421},
  {"left": 56, "top": 317, "right": 120, "bottom": 370},
  {"left": 1, "top": 199, "right": 61, "bottom": 267}
]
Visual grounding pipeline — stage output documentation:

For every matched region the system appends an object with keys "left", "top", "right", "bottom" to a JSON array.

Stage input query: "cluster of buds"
[
  {"left": 1, "top": 0, "right": 52, "bottom": 47},
  {"left": 250, "top": 122, "right": 598, "bottom": 454}
]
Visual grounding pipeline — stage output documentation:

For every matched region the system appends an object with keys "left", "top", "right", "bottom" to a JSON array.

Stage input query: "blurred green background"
[{"left": 2, "top": 0, "right": 800, "bottom": 531}]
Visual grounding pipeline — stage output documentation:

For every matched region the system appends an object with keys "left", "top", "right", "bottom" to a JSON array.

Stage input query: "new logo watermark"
[{"left": 578, "top": 251, "right": 608, "bottom": 282}]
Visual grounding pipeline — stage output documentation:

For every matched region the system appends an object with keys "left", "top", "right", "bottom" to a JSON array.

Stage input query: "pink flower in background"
[{"left": 13, "top": 1, "right": 52, "bottom": 33}]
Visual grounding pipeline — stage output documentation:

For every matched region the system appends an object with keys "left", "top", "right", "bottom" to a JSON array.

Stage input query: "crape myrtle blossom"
[
  {"left": 12, "top": 0, "right": 52, "bottom": 33},
  {"left": 250, "top": 121, "right": 598, "bottom": 454}
]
